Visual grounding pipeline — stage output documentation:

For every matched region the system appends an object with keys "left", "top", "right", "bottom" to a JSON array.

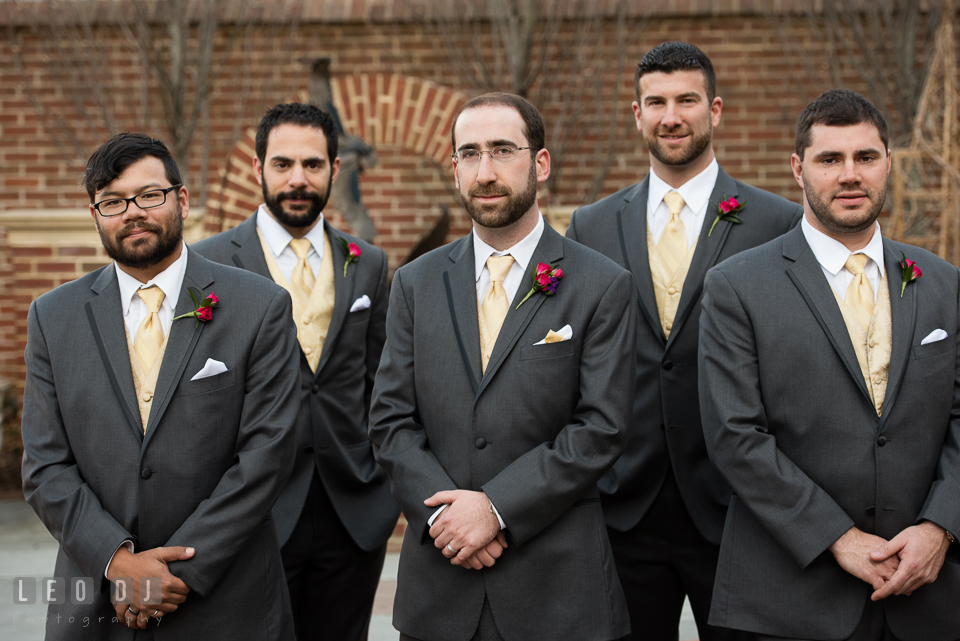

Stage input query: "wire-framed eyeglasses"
[
  {"left": 452, "top": 146, "right": 534, "bottom": 166},
  {"left": 93, "top": 184, "right": 182, "bottom": 217}
]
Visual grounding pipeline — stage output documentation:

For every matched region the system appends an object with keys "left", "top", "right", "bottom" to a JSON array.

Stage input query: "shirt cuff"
[
  {"left": 427, "top": 504, "right": 447, "bottom": 527},
  {"left": 104, "top": 540, "right": 134, "bottom": 579},
  {"left": 489, "top": 500, "right": 506, "bottom": 530}
]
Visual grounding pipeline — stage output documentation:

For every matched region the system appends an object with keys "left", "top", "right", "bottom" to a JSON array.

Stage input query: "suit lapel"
[
  {"left": 617, "top": 179, "right": 666, "bottom": 345},
  {"left": 228, "top": 213, "right": 272, "bottom": 279},
  {"left": 877, "top": 241, "right": 917, "bottom": 429},
  {"left": 443, "top": 237, "right": 483, "bottom": 394},
  {"left": 85, "top": 267, "right": 143, "bottom": 440},
  {"left": 783, "top": 227, "right": 873, "bottom": 405},
  {"left": 314, "top": 222, "right": 356, "bottom": 379},
  {"left": 143, "top": 248, "right": 211, "bottom": 450},
  {"left": 477, "top": 224, "right": 565, "bottom": 399},
  {"left": 667, "top": 168, "right": 739, "bottom": 349}
]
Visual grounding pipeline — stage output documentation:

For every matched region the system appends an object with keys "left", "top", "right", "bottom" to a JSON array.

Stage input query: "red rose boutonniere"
[
  {"left": 516, "top": 262, "right": 563, "bottom": 309},
  {"left": 337, "top": 237, "right": 361, "bottom": 277},
  {"left": 898, "top": 251, "right": 922, "bottom": 298},
  {"left": 708, "top": 195, "right": 746, "bottom": 237},
  {"left": 173, "top": 288, "right": 219, "bottom": 325}
]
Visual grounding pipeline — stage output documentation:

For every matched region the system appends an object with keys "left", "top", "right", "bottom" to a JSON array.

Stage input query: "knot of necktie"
[
  {"left": 137, "top": 286, "right": 165, "bottom": 313},
  {"left": 289, "top": 238, "right": 312, "bottom": 261},
  {"left": 487, "top": 255, "right": 514, "bottom": 284},
  {"left": 662, "top": 191, "right": 686, "bottom": 217}
]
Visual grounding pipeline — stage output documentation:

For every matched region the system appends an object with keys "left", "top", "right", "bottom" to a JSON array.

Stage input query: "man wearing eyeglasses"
[
  {"left": 21, "top": 132, "right": 300, "bottom": 639},
  {"left": 370, "top": 92, "right": 637, "bottom": 640}
]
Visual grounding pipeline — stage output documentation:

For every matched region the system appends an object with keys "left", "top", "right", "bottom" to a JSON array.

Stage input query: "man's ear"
[{"left": 253, "top": 158, "right": 264, "bottom": 187}]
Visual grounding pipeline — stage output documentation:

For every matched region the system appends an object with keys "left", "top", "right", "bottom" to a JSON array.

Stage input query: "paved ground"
[{"left": 0, "top": 498, "right": 699, "bottom": 640}]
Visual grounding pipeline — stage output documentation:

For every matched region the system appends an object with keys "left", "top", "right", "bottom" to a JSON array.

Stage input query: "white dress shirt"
[
  {"left": 801, "top": 216, "right": 885, "bottom": 303},
  {"left": 473, "top": 213, "right": 545, "bottom": 304},
  {"left": 115, "top": 242, "right": 188, "bottom": 342},
  {"left": 647, "top": 159, "right": 719, "bottom": 248},
  {"left": 256, "top": 204, "right": 326, "bottom": 281}
]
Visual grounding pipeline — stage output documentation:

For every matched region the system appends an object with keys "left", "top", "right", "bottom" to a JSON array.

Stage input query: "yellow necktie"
[
  {"left": 134, "top": 286, "right": 165, "bottom": 372},
  {"left": 845, "top": 254, "right": 875, "bottom": 330},
  {"left": 658, "top": 191, "right": 688, "bottom": 274},
  {"left": 480, "top": 255, "right": 514, "bottom": 373},
  {"left": 289, "top": 239, "right": 315, "bottom": 309}
]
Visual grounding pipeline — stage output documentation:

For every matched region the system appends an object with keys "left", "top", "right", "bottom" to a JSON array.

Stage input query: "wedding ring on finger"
[
  {"left": 151, "top": 610, "right": 161, "bottom": 618},
  {"left": 446, "top": 543, "right": 457, "bottom": 554}
]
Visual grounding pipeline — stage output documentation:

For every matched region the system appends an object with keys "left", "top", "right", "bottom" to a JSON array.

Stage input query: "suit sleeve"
[
  {"left": 21, "top": 300, "right": 135, "bottom": 593},
  {"left": 565, "top": 208, "right": 581, "bottom": 242},
  {"left": 699, "top": 267, "right": 855, "bottom": 569},
  {"left": 369, "top": 268, "right": 458, "bottom": 540},
  {"left": 164, "top": 288, "right": 300, "bottom": 595},
  {"left": 480, "top": 269, "right": 638, "bottom": 546},
  {"left": 364, "top": 250, "right": 389, "bottom": 420}
]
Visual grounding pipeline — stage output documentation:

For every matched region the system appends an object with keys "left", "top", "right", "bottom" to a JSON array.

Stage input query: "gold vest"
[
  {"left": 648, "top": 227, "right": 699, "bottom": 339},
  {"left": 125, "top": 326, "right": 169, "bottom": 433},
  {"left": 258, "top": 229, "right": 335, "bottom": 372},
  {"left": 832, "top": 273, "right": 892, "bottom": 416}
]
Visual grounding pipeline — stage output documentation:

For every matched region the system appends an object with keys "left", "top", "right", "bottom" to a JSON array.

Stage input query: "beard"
[
  {"left": 644, "top": 123, "right": 713, "bottom": 167},
  {"left": 97, "top": 202, "right": 184, "bottom": 270},
  {"left": 459, "top": 162, "right": 538, "bottom": 229},
  {"left": 262, "top": 174, "right": 332, "bottom": 229},
  {"left": 804, "top": 173, "right": 886, "bottom": 235}
]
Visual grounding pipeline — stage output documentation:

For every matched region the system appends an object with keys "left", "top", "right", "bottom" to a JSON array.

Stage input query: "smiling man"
[
  {"left": 21, "top": 133, "right": 300, "bottom": 639},
  {"left": 194, "top": 103, "right": 398, "bottom": 641},
  {"left": 370, "top": 92, "right": 637, "bottom": 641},
  {"left": 699, "top": 89, "right": 960, "bottom": 640},
  {"left": 566, "top": 41, "right": 802, "bottom": 641}
]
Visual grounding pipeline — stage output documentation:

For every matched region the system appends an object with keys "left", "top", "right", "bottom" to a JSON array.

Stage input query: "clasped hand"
[
  {"left": 425, "top": 490, "right": 507, "bottom": 570},
  {"left": 107, "top": 545, "right": 194, "bottom": 629}
]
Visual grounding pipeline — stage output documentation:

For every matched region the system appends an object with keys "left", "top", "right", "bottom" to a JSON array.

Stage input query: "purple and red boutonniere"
[
  {"left": 337, "top": 237, "right": 361, "bottom": 277},
  {"left": 898, "top": 251, "right": 922, "bottom": 298},
  {"left": 517, "top": 262, "right": 563, "bottom": 309},
  {"left": 173, "top": 287, "right": 219, "bottom": 325},
  {"left": 708, "top": 196, "right": 746, "bottom": 237}
]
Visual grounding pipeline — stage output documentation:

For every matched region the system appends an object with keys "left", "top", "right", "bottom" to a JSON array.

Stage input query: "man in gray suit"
[
  {"left": 699, "top": 89, "right": 960, "bottom": 640},
  {"left": 566, "top": 41, "right": 801, "bottom": 640},
  {"left": 194, "top": 102, "right": 398, "bottom": 641},
  {"left": 370, "top": 92, "right": 637, "bottom": 641},
  {"left": 21, "top": 133, "right": 300, "bottom": 639}
]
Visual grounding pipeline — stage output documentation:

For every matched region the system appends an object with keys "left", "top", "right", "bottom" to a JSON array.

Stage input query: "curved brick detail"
[{"left": 206, "top": 77, "right": 468, "bottom": 231}]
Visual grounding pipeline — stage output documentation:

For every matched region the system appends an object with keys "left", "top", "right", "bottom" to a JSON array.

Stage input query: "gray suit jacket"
[
  {"left": 21, "top": 248, "right": 300, "bottom": 640},
  {"left": 567, "top": 167, "right": 801, "bottom": 543},
  {"left": 699, "top": 226, "right": 960, "bottom": 640},
  {"left": 193, "top": 213, "right": 399, "bottom": 551},
  {"left": 369, "top": 222, "right": 637, "bottom": 641}
]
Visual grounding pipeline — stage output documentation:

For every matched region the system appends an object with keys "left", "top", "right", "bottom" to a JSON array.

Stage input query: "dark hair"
[
  {"left": 795, "top": 89, "right": 889, "bottom": 159},
  {"left": 82, "top": 133, "right": 181, "bottom": 202},
  {"left": 255, "top": 103, "right": 339, "bottom": 164},
  {"left": 450, "top": 92, "right": 545, "bottom": 153},
  {"left": 635, "top": 41, "right": 716, "bottom": 103}
]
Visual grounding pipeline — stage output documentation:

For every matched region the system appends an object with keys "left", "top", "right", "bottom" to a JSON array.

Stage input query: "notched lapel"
[
  {"left": 86, "top": 268, "right": 143, "bottom": 440},
  {"left": 878, "top": 242, "right": 918, "bottom": 427},
  {"left": 314, "top": 224, "right": 356, "bottom": 378},
  {"left": 617, "top": 179, "right": 665, "bottom": 345},
  {"left": 783, "top": 229, "right": 873, "bottom": 405},
  {"left": 444, "top": 238, "right": 483, "bottom": 394},
  {"left": 229, "top": 213, "right": 272, "bottom": 279}
]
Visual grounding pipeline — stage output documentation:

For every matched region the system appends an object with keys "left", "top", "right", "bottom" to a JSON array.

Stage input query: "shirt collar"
[
  {"left": 801, "top": 216, "right": 885, "bottom": 278},
  {"left": 648, "top": 158, "right": 719, "bottom": 214},
  {"left": 255, "top": 204, "right": 326, "bottom": 260},
  {"left": 473, "top": 214, "right": 545, "bottom": 282},
  {"left": 115, "top": 241, "right": 188, "bottom": 315}
]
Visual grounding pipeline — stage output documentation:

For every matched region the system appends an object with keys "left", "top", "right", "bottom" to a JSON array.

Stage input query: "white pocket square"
[
  {"left": 190, "top": 358, "right": 228, "bottom": 381},
  {"left": 350, "top": 295, "right": 371, "bottom": 312},
  {"left": 921, "top": 329, "right": 949, "bottom": 345},
  {"left": 534, "top": 324, "right": 573, "bottom": 346}
]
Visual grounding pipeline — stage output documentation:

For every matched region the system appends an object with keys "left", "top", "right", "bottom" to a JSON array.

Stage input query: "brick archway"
[{"left": 206, "top": 74, "right": 469, "bottom": 231}]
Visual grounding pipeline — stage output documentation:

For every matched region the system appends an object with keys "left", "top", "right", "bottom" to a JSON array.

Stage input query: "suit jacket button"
[
  {"left": 866, "top": 505, "right": 876, "bottom": 516},
  {"left": 475, "top": 438, "right": 487, "bottom": 449},
  {"left": 141, "top": 468, "right": 152, "bottom": 480},
  {"left": 141, "top": 391, "right": 153, "bottom": 402},
  {"left": 662, "top": 360, "right": 673, "bottom": 370},
  {"left": 312, "top": 384, "right": 320, "bottom": 394},
  {"left": 877, "top": 435, "right": 887, "bottom": 446}
]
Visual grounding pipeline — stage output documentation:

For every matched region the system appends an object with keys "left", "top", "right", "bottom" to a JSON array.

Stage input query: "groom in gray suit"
[
  {"left": 700, "top": 90, "right": 960, "bottom": 640},
  {"left": 21, "top": 133, "right": 300, "bottom": 639},
  {"left": 370, "top": 92, "right": 637, "bottom": 641},
  {"left": 566, "top": 41, "right": 801, "bottom": 640}
]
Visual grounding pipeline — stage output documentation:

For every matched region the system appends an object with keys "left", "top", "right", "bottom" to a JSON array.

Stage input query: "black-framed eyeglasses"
[
  {"left": 93, "top": 184, "right": 182, "bottom": 217},
  {"left": 452, "top": 146, "right": 534, "bottom": 166}
]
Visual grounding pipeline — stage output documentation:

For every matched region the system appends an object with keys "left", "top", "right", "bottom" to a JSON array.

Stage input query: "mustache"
[
  {"left": 116, "top": 221, "right": 162, "bottom": 241},
  {"left": 276, "top": 189, "right": 322, "bottom": 202},
  {"left": 469, "top": 185, "right": 511, "bottom": 198}
]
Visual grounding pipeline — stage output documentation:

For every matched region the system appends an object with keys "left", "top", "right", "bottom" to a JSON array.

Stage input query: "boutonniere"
[
  {"left": 708, "top": 196, "right": 746, "bottom": 237},
  {"left": 337, "top": 237, "right": 361, "bottom": 277},
  {"left": 517, "top": 262, "right": 564, "bottom": 309},
  {"left": 173, "top": 288, "right": 219, "bottom": 325},
  {"left": 897, "top": 251, "right": 922, "bottom": 298}
]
